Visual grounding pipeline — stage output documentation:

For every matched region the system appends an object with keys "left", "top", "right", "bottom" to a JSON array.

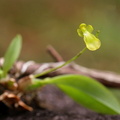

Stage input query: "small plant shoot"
[
  {"left": 0, "top": 34, "right": 22, "bottom": 78},
  {"left": 0, "top": 23, "right": 120, "bottom": 115}
]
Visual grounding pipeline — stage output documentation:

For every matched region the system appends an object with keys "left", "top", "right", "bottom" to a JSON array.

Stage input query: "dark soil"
[{"left": 0, "top": 85, "right": 120, "bottom": 120}]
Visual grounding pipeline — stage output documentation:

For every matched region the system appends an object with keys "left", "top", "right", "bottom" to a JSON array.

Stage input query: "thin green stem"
[{"left": 34, "top": 47, "right": 87, "bottom": 78}]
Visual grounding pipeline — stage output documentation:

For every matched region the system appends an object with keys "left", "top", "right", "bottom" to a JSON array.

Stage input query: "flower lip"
[{"left": 84, "top": 32, "right": 101, "bottom": 51}]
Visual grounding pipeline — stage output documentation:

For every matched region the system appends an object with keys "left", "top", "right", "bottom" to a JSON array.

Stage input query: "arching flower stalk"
[{"left": 35, "top": 23, "right": 101, "bottom": 78}]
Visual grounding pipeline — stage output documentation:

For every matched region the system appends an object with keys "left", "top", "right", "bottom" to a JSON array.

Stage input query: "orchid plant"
[{"left": 0, "top": 23, "right": 120, "bottom": 115}]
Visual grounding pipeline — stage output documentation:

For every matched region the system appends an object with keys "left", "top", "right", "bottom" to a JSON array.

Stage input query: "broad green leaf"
[
  {"left": 3, "top": 35, "right": 22, "bottom": 76},
  {"left": 31, "top": 75, "right": 120, "bottom": 114},
  {"left": 109, "top": 88, "right": 120, "bottom": 103}
]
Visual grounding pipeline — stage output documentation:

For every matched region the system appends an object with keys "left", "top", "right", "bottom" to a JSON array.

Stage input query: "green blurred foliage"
[{"left": 0, "top": 0, "right": 120, "bottom": 72}]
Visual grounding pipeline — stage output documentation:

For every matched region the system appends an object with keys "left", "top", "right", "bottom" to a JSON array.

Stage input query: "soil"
[{"left": 0, "top": 85, "right": 120, "bottom": 120}]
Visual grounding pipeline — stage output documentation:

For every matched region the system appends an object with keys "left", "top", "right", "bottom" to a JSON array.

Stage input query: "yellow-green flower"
[{"left": 77, "top": 23, "right": 101, "bottom": 51}]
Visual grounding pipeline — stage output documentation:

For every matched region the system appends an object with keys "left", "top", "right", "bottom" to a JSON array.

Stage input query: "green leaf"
[
  {"left": 109, "top": 88, "right": 120, "bottom": 103},
  {"left": 38, "top": 75, "right": 120, "bottom": 114},
  {"left": 3, "top": 34, "right": 22, "bottom": 76}
]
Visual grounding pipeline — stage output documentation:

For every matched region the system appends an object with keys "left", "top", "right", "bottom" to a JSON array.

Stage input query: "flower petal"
[
  {"left": 86, "top": 25, "right": 94, "bottom": 33},
  {"left": 80, "top": 23, "right": 87, "bottom": 33},
  {"left": 77, "top": 29, "right": 83, "bottom": 37}
]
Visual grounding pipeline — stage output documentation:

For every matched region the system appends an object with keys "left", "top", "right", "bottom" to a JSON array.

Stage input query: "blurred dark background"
[{"left": 0, "top": 0, "right": 120, "bottom": 73}]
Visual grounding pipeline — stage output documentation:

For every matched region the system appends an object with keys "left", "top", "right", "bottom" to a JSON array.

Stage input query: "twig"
[
  {"left": 47, "top": 45, "right": 63, "bottom": 62},
  {"left": 9, "top": 61, "right": 120, "bottom": 88}
]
